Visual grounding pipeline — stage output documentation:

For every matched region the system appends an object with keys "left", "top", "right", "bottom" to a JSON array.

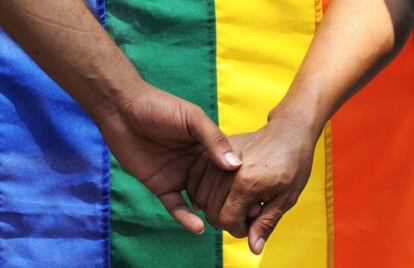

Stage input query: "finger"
[
  {"left": 186, "top": 151, "right": 210, "bottom": 208},
  {"left": 143, "top": 155, "right": 194, "bottom": 197},
  {"left": 248, "top": 194, "right": 290, "bottom": 255},
  {"left": 192, "top": 203, "right": 201, "bottom": 212},
  {"left": 205, "top": 169, "right": 234, "bottom": 227},
  {"left": 247, "top": 203, "right": 262, "bottom": 219},
  {"left": 188, "top": 109, "right": 242, "bottom": 171},
  {"left": 194, "top": 161, "right": 216, "bottom": 211},
  {"left": 219, "top": 186, "right": 258, "bottom": 238},
  {"left": 158, "top": 191, "right": 205, "bottom": 234}
]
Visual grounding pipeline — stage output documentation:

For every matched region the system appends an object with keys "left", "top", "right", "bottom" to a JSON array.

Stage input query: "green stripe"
[{"left": 106, "top": 0, "right": 220, "bottom": 267}]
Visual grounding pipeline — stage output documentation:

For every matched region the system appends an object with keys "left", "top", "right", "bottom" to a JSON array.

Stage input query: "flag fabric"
[
  {"left": 0, "top": 1, "right": 109, "bottom": 267},
  {"left": 0, "top": 0, "right": 413, "bottom": 267}
]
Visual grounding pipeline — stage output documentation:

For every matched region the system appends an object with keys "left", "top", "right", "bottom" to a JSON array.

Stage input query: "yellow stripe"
[{"left": 215, "top": 1, "right": 327, "bottom": 267}]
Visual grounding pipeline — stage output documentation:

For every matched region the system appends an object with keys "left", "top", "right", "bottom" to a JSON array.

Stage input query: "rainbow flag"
[{"left": 0, "top": 0, "right": 413, "bottom": 267}]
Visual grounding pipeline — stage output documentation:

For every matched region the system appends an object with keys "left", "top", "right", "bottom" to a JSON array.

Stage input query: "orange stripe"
[
  {"left": 332, "top": 32, "right": 414, "bottom": 268},
  {"left": 324, "top": 121, "right": 334, "bottom": 268},
  {"left": 319, "top": 4, "right": 334, "bottom": 268},
  {"left": 322, "top": 0, "right": 329, "bottom": 11}
]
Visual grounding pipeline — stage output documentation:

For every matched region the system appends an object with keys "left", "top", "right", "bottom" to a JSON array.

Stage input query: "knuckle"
[
  {"left": 193, "top": 105, "right": 204, "bottom": 114},
  {"left": 219, "top": 213, "right": 237, "bottom": 229},
  {"left": 234, "top": 173, "right": 263, "bottom": 195},
  {"left": 275, "top": 169, "right": 295, "bottom": 189},
  {"left": 258, "top": 217, "right": 277, "bottom": 235},
  {"left": 232, "top": 183, "right": 247, "bottom": 196},
  {"left": 188, "top": 106, "right": 204, "bottom": 128},
  {"left": 233, "top": 174, "right": 252, "bottom": 193},
  {"left": 212, "top": 130, "right": 227, "bottom": 145},
  {"left": 189, "top": 106, "right": 205, "bottom": 121}
]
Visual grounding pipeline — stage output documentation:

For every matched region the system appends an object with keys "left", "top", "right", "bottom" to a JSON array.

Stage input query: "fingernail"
[
  {"left": 255, "top": 238, "right": 266, "bottom": 255},
  {"left": 196, "top": 228, "right": 205, "bottom": 235},
  {"left": 224, "top": 152, "right": 242, "bottom": 166}
]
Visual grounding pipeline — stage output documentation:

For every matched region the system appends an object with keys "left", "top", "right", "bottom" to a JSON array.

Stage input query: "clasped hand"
[{"left": 99, "top": 82, "right": 319, "bottom": 255}]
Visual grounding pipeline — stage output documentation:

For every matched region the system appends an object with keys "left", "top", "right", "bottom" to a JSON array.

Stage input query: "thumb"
[
  {"left": 189, "top": 108, "right": 242, "bottom": 171},
  {"left": 248, "top": 197, "right": 286, "bottom": 255},
  {"left": 158, "top": 191, "right": 205, "bottom": 234}
]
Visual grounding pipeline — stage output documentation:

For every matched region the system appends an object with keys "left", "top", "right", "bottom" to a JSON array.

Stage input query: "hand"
[
  {"left": 187, "top": 107, "right": 320, "bottom": 254},
  {"left": 98, "top": 82, "right": 242, "bottom": 234}
]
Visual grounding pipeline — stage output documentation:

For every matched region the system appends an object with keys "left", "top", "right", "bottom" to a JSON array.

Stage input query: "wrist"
[
  {"left": 267, "top": 94, "right": 328, "bottom": 141},
  {"left": 84, "top": 73, "right": 151, "bottom": 127}
]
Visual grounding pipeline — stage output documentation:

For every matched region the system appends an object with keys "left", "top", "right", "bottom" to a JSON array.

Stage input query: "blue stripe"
[{"left": 0, "top": 1, "right": 109, "bottom": 267}]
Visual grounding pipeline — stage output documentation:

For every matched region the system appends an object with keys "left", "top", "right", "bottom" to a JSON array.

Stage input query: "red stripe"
[{"left": 332, "top": 32, "right": 414, "bottom": 267}]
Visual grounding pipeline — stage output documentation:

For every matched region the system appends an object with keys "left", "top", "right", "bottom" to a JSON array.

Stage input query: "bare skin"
[
  {"left": 1, "top": 0, "right": 413, "bottom": 256},
  {"left": 187, "top": 0, "right": 414, "bottom": 255},
  {"left": 0, "top": 0, "right": 242, "bottom": 234}
]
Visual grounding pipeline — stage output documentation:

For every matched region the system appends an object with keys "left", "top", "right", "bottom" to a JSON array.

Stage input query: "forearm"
[
  {"left": 0, "top": 0, "right": 146, "bottom": 124},
  {"left": 269, "top": 0, "right": 414, "bottom": 136}
]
